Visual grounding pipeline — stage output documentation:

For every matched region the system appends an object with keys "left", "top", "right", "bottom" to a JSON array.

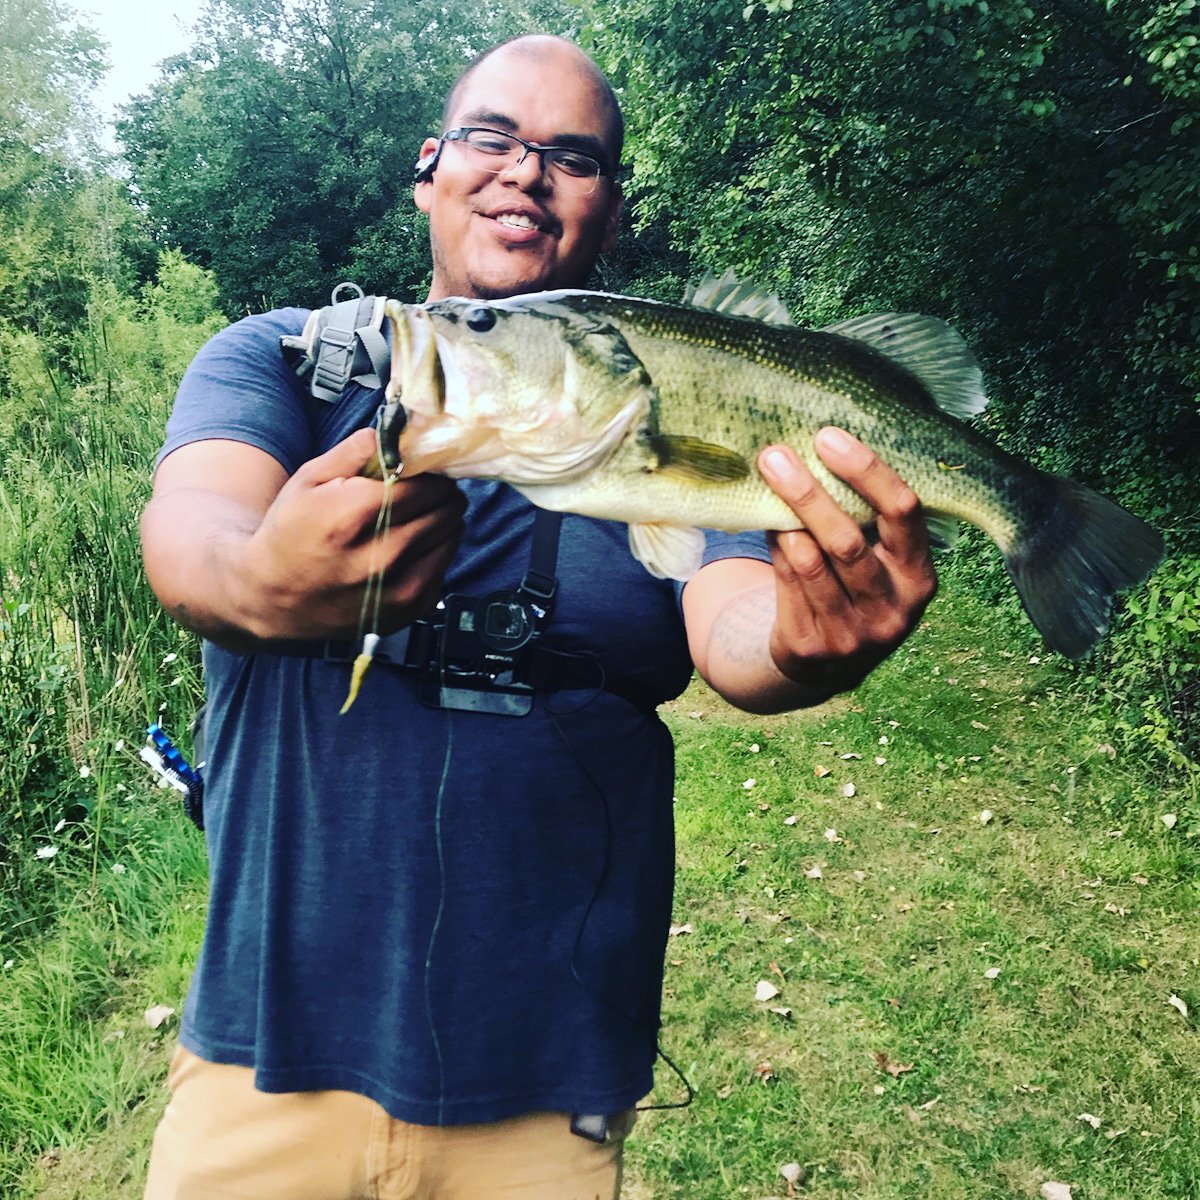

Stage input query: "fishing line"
[
  {"left": 547, "top": 705, "right": 694, "bottom": 1114},
  {"left": 340, "top": 425, "right": 399, "bottom": 713},
  {"left": 422, "top": 707, "right": 454, "bottom": 1125}
]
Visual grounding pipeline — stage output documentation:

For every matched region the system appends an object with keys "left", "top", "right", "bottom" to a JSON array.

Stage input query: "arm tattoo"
[{"left": 710, "top": 585, "right": 777, "bottom": 669}]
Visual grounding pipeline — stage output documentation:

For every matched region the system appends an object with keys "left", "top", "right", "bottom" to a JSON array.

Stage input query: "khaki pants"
[{"left": 145, "top": 1046, "right": 633, "bottom": 1200}]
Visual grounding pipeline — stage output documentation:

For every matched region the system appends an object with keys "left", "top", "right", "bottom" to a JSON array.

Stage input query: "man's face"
[{"left": 415, "top": 46, "right": 623, "bottom": 301}]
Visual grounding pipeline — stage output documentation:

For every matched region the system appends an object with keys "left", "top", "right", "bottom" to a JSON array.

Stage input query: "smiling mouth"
[{"left": 491, "top": 212, "right": 547, "bottom": 232}]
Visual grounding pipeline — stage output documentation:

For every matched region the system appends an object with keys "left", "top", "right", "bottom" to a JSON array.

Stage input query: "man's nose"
[{"left": 500, "top": 147, "right": 550, "bottom": 189}]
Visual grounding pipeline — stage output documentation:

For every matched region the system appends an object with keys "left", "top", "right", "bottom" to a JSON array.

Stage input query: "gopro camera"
[{"left": 418, "top": 591, "right": 543, "bottom": 716}]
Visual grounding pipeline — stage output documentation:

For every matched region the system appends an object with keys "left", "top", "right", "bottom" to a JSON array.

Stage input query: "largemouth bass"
[{"left": 371, "top": 280, "right": 1164, "bottom": 660}]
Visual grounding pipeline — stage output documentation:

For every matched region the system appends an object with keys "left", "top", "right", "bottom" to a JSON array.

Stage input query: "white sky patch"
[{"left": 76, "top": 0, "right": 205, "bottom": 147}]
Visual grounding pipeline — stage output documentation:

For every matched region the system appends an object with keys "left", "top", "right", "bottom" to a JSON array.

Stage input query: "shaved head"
[{"left": 442, "top": 35, "right": 624, "bottom": 166}]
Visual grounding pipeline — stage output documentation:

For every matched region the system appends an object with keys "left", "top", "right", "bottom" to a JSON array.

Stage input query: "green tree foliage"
[
  {"left": 120, "top": 0, "right": 583, "bottom": 311},
  {"left": 0, "top": 0, "right": 102, "bottom": 348}
]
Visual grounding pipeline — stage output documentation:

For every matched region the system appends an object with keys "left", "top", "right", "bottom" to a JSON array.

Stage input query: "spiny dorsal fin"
[
  {"left": 824, "top": 313, "right": 986, "bottom": 421},
  {"left": 683, "top": 270, "right": 795, "bottom": 327}
]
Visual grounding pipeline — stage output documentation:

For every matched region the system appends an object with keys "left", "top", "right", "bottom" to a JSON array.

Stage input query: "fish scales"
[{"left": 535, "top": 293, "right": 1027, "bottom": 545}]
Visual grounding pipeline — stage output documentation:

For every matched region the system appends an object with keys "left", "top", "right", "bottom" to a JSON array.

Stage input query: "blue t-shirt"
[{"left": 159, "top": 309, "right": 771, "bottom": 1124}]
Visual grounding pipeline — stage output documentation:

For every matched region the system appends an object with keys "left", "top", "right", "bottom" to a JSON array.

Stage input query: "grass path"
[{"left": 4, "top": 591, "right": 1197, "bottom": 1199}]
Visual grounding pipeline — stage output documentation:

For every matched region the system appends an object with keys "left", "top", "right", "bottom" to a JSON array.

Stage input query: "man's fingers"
[
  {"left": 811, "top": 427, "right": 930, "bottom": 564},
  {"left": 292, "top": 428, "right": 380, "bottom": 486},
  {"left": 758, "top": 443, "right": 884, "bottom": 587}
]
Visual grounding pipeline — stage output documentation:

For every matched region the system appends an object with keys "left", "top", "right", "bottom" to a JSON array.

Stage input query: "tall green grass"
[{"left": 0, "top": 253, "right": 219, "bottom": 942}]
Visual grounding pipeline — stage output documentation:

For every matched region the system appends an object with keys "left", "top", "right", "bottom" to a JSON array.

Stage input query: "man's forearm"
[
  {"left": 141, "top": 488, "right": 276, "bottom": 651},
  {"left": 697, "top": 584, "right": 852, "bottom": 715}
]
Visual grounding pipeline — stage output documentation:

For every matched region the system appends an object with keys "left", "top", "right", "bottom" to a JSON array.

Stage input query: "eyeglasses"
[{"left": 441, "top": 127, "right": 612, "bottom": 195}]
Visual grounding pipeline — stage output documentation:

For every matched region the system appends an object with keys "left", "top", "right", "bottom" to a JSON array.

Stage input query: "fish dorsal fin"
[
  {"left": 824, "top": 313, "right": 986, "bottom": 421},
  {"left": 628, "top": 522, "right": 707, "bottom": 580},
  {"left": 683, "top": 270, "right": 795, "bottom": 327}
]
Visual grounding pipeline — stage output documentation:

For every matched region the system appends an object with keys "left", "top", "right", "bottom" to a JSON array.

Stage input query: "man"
[{"left": 141, "top": 34, "right": 935, "bottom": 1200}]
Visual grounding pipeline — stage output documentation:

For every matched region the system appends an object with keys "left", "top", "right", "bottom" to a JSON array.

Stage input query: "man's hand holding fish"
[{"left": 682, "top": 434, "right": 937, "bottom": 714}]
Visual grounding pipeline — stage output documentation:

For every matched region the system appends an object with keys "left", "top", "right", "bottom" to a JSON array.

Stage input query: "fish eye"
[{"left": 466, "top": 306, "right": 496, "bottom": 332}]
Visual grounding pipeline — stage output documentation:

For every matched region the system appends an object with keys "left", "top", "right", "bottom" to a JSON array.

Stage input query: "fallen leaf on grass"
[
  {"left": 814, "top": 764, "right": 831, "bottom": 778},
  {"left": 804, "top": 864, "right": 824, "bottom": 879},
  {"left": 752, "top": 1060, "right": 774, "bottom": 1083},
  {"left": 984, "top": 967, "right": 1001, "bottom": 979},
  {"left": 1132, "top": 874, "right": 1150, "bottom": 886},
  {"left": 769, "top": 1006, "right": 793, "bottom": 1019},
  {"left": 979, "top": 809, "right": 994, "bottom": 825},
  {"left": 668, "top": 923, "right": 693, "bottom": 936},
  {"left": 824, "top": 827, "right": 844, "bottom": 842},
  {"left": 37, "top": 1150, "right": 61, "bottom": 1171},
  {"left": 755, "top": 980, "right": 781, "bottom": 1002},
  {"left": 779, "top": 1161, "right": 806, "bottom": 1195},
  {"left": 1168, "top": 994, "right": 1189, "bottom": 1018},
  {"left": 842, "top": 783, "right": 857, "bottom": 798},
  {"left": 1040, "top": 1184, "right": 1072, "bottom": 1200},
  {"left": 768, "top": 960, "right": 787, "bottom": 983},
  {"left": 144, "top": 1005, "right": 176, "bottom": 1030},
  {"left": 873, "top": 1051, "right": 914, "bottom": 1077},
  {"left": 1161, "top": 813, "right": 1178, "bottom": 830},
  {"left": 1078, "top": 1112, "right": 1101, "bottom": 1130}
]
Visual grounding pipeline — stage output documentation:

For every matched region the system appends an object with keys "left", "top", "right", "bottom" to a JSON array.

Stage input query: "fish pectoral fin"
[
  {"left": 642, "top": 433, "right": 751, "bottom": 482},
  {"left": 628, "top": 522, "right": 707, "bottom": 581}
]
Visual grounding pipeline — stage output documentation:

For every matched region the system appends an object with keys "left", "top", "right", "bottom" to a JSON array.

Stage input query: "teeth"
[{"left": 496, "top": 213, "right": 538, "bottom": 230}]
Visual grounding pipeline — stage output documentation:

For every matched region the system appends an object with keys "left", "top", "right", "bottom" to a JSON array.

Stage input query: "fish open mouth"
[{"left": 384, "top": 302, "right": 497, "bottom": 475}]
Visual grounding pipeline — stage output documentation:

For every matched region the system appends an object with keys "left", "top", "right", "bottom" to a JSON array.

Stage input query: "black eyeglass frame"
[{"left": 438, "top": 126, "right": 616, "bottom": 189}]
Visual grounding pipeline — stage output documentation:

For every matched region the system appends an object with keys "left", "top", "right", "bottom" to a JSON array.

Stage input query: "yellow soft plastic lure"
[{"left": 339, "top": 632, "right": 381, "bottom": 714}]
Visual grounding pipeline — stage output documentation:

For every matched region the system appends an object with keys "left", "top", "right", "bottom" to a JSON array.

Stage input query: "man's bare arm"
[{"left": 141, "top": 431, "right": 466, "bottom": 651}]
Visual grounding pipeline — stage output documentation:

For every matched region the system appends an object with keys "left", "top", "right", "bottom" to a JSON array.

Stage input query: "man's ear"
[
  {"left": 601, "top": 181, "right": 624, "bottom": 254},
  {"left": 413, "top": 136, "right": 441, "bottom": 212}
]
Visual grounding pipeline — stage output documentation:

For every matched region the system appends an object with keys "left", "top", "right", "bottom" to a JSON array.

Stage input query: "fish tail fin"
[{"left": 1005, "top": 479, "right": 1165, "bottom": 659}]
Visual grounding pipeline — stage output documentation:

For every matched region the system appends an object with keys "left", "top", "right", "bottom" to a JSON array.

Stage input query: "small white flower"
[
  {"left": 36, "top": 846, "right": 59, "bottom": 860},
  {"left": 114, "top": 739, "right": 125, "bottom": 752},
  {"left": 162, "top": 652, "right": 178, "bottom": 664},
  {"left": 53, "top": 818, "right": 66, "bottom": 833},
  {"left": 79, "top": 765, "right": 91, "bottom": 778},
  {"left": 111, "top": 863, "right": 128, "bottom": 875},
  {"left": 2, "top": 959, "right": 12, "bottom": 971}
]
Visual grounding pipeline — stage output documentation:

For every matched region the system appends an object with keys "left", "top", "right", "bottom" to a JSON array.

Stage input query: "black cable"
[{"left": 547, "top": 706, "right": 694, "bottom": 1114}]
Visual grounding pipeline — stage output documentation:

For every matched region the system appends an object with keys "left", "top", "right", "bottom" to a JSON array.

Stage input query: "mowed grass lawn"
[{"left": 7, "top": 587, "right": 1198, "bottom": 1200}]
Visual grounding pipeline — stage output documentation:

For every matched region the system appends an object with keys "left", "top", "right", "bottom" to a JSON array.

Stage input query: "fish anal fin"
[
  {"left": 683, "top": 269, "right": 795, "bottom": 327},
  {"left": 823, "top": 312, "right": 986, "bottom": 421},
  {"left": 924, "top": 512, "right": 961, "bottom": 550},
  {"left": 642, "top": 433, "right": 750, "bottom": 482},
  {"left": 628, "top": 523, "right": 707, "bottom": 581}
]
